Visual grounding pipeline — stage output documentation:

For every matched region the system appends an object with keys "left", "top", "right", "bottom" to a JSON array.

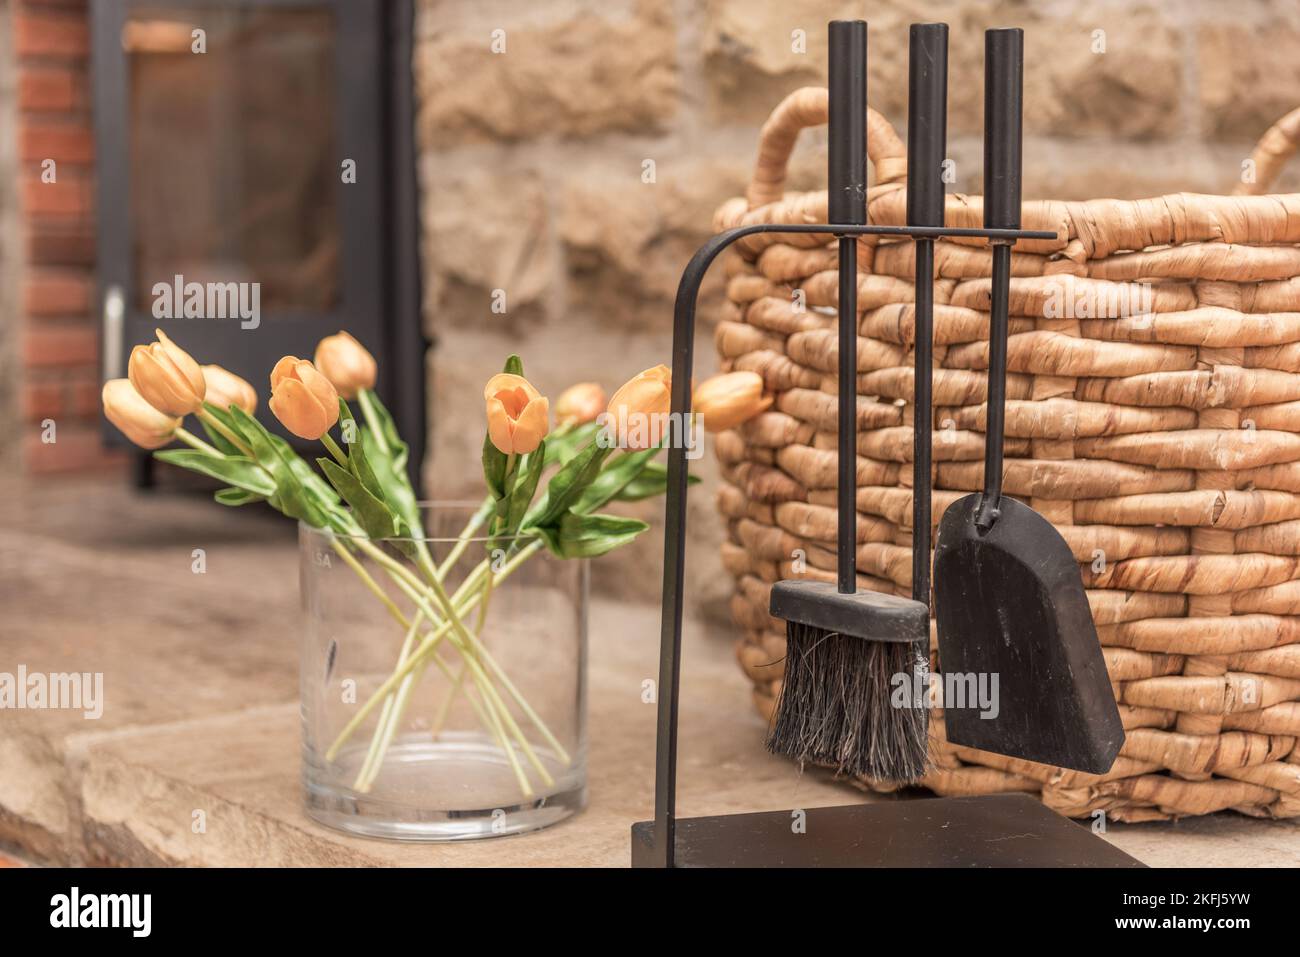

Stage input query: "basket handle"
[
  {"left": 1232, "top": 106, "right": 1300, "bottom": 195},
  {"left": 746, "top": 86, "right": 908, "bottom": 210}
]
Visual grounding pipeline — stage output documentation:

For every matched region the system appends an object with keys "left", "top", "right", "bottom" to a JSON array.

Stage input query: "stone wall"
[
  {"left": 417, "top": 0, "right": 1300, "bottom": 609},
  {"left": 413, "top": 0, "right": 1300, "bottom": 613}
]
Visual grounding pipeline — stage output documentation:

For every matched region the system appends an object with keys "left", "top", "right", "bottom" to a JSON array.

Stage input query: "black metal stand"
[{"left": 635, "top": 217, "right": 1144, "bottom": 868}]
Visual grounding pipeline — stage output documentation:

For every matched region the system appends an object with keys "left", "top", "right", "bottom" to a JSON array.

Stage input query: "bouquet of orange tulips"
[{"left": 104, "top": 328, "right": 771, "bottom": 799}]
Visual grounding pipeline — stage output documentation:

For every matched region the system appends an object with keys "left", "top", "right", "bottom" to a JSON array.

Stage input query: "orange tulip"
[
  {"left": 268, "top": 356, "right": 340, "bottom": 440},
  {"left": 128, "top": 328, "right": 206, "bottom": 416},
  {"left": 102, "top": 378, "right": 180, "bottom": 449},
  {"left": 484, "top": 373, "right": 549, "bottom": 455},
  {"left": 201, "top": 365, "right": 258, "bottom": 414},
  {"left": 314, "top": 330, "right": 376, "bottom": 400},
  {"left": 554, "top": 382, "right": 606, "bottom": 426},
  {"left": 605, "top": 365, "right": 672, "bottom": 450},
  {"left": 692, "top": 371, "right": 772, "bottom": 433}
]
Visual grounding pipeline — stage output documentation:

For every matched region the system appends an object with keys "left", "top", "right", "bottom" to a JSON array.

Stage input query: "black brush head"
[
  {"left": 767, "top": 581, "right": 931, "bottom": 783},
  {"left": 769, "top": 580, "right": 928, "bottom": 642}
]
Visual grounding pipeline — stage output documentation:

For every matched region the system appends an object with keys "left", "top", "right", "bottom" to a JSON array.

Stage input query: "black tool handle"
[
  {"left": 983, "top": 28, "right": 1022, "bottom": 231},
  {"left": 907, "top": 23, "right": 948, "bottom": 229},
  {"left": 907, "top": 23, "right": 946, "bottom": 607},
  {"left": 829, "top": 20, "right": 868, "bottom": 227},
  {"left": 976, "top": 28, "right": 1022, "bottom": 528},
  {"left": 829, "top": 20, "right": 866, "bottom": 592}
]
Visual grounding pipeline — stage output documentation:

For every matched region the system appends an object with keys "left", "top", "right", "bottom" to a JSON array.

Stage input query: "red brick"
[
  {"left": 14, "top": 10, "right": 89, "bottom": 59},
  {"left": 26, "top": 226, "right": 95, "bottom": 265},
  {"left": 20, "top": 120, "right": 93, "bottom": 164},
  {"left": 25, "top": 271, "right": 91, "bottom": 316},
  {"left": 22, "top": 172, "right": 91, "bottom": 218},
  {"left": 22, "top": 380, "right": 64, "bottom": 421},
  {"left": 18, "top": 66, "right": 81, "bottom": 112},
  {"left": 23, "top": 323, "right": 98, "bottom": 368},
  {"left": 24, "top": 426, "right": 127, "bottom": 475}
]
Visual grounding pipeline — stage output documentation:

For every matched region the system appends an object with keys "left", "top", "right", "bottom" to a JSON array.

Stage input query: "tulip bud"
[
  {"left": 102, "top": 378, "right": 181, "bottom": 449},
  {"left": 484, "top": 373, "right": 549, "bottom": 455},
  {"left": 201, "top": 365, "right": 258, "bottom": 414},
  {"left": 605, "top": 365, "right": 672, "bottom": 450},
  {"left": 314, "top": 330, "right": 377, "bottom": 400},
  {"left": 692, "top": 371, "right": 772, "bottom": 433},
  {"left": 128, "top": 328, "right": 206, "bottom": 416},
  {"left": 269, "top": 356, "right": 340, "bottom": 440},
  {"left": 554, "top": 381, "right": 606, "bottom": 426}
]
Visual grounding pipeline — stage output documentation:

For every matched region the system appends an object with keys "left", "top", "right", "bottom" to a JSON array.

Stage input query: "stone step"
[{"left": 4, "top": 478, "right": 1299, "bottom": 866}]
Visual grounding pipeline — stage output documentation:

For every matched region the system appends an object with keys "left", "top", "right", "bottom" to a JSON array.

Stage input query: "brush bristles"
[{"left": 766, "top": 621, "right": 930, "bottom": 783}]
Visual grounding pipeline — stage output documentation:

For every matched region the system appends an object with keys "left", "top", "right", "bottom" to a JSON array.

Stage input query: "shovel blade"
[{"left": 933, "top": 494, "right": 1124, "bottom": 774}]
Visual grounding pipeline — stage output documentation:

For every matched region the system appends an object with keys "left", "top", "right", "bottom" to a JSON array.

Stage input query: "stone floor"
[{"left": 2, "top": 475, "right": 1299, "bottom": 866}]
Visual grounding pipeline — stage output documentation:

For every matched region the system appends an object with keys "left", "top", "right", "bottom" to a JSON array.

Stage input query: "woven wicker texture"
[{"left": 717, "top": 88, "right": 1300, "bottom": 822}]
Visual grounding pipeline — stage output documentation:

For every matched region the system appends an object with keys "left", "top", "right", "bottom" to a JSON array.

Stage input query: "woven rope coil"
[{"left": 717, "top": 88, "right": 1300, "bottom": 822}]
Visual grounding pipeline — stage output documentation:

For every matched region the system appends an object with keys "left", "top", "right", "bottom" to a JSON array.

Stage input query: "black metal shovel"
[{"left": 932, "top": 28, "right": 1124, "bottom": 774}]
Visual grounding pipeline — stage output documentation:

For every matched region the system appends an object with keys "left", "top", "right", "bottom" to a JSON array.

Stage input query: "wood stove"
[{"left": 90, "top": 0, "right": 424, "bottom": 486}]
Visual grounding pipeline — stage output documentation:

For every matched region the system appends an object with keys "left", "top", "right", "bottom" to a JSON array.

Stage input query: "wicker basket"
[{"left": 716, "top": 87, "right": 1300, "bottom": 822}]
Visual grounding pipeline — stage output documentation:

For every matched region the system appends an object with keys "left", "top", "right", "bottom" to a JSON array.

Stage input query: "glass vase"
[{"left": 299, "top": 503, "right": 587, "bottom": 841}]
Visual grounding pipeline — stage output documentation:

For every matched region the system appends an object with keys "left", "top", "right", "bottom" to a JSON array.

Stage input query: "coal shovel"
[{"left": 932, "top": 28, "right": 1124, "bottom": 774}]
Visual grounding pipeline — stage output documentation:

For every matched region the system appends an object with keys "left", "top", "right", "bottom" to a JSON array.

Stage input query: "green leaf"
[
  {"left": 505, "top": 443, "right": 545, "bottom": 532},
  {"left": 523, "top": 441, "right": 611, "bottom": 531},
  {"left": 543, "top": 421, "right": 602, "bottom": 468},
  {"left": 482, "top": 430, "right": 509, "bottom": 500},
  {"left": 613, "top": 460, "right": 700, "bottom": 502},
  {"left": 343, "top": 420, "right": 385, "bottom": 504},
  {"left": 358, "top": 389, "right": 409, "bottom": 473},
  {"left": 503, "top": 354, "right": 524, "bottom": 376},
  {"left": 542, "top": 512, "right": 649, "bottom": 559},
  {"left": 338, "top": 399, "right": 360, "bottom": 451},
  {"left": 362, "top": 427, "right": 420, "bottom": 532},
  {"left": 214, "top": 487, "right": 264, "bottom": 507},
  {"left": 348, "top": 392, "right": 425, "bottom": 538},
  {"left": 337, "top": 398, "right": 386, "bottom": 502},
  {"left": 572, "top": 447, "right": 660, "bottom": 515},
  {"left": 318, "top": 458, "right": 398, "bottom": 540},
  {"left": 154, "top": 450, "right": 276, "bottom": 497}
]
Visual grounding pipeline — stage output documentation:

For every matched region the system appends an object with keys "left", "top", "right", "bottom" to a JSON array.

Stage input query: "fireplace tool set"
[{"left": 632, "top": 21, "right": 1135, "bottom": 867}]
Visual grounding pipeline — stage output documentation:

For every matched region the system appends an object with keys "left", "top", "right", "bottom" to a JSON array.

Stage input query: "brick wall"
[
  {"left": 6, "top": 0, "right": 120, "bottom": 474},
  {"left": 0, "top": 2, "right": 16, "bottom": 468}
]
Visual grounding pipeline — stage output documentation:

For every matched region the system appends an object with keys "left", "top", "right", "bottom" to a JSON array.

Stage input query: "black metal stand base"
[{"left": 631, "top": 793, "right": 1144, "bottom": 868}]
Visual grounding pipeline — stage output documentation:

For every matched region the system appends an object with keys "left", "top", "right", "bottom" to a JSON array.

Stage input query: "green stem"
[
  {"left": 432, "top": 559, "right": 495, "bottom": 740},
  {"left": 355, "top": 610, "right": 423, "bottom": 790},
  {"left": 371, "top": 552, "right": 554, "bottom": 785},
  {"left": 196, "top": 408, "right": 254, "bottom": 457},
  {"left": 323, "top": 539, "right": 541, "bottom": 762},
  {"left": 409, "top": 540, "right": 565, "bottom": 768},
  {"left": 464, "top": 657, "right": 532, "bottom": 796},
  {"left": 328, "top": 540, "right": 506, "bottom": 783},
  {"left": 429, "top": 662, "right": 467, "bottom": 740},
  {"left": 174, "top": 427, "right": 222, "bottom": 456},
  {"left": 434, "top": 497, "right": 493, "bottom": 581},
  {"left": 321, "top": 433, "right": 348, "bottom": 467}
]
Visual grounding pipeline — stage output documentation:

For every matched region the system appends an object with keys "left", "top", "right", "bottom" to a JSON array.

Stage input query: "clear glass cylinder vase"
[{"left": 299, "top": 503, "right": 587, "bottom": 841}]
